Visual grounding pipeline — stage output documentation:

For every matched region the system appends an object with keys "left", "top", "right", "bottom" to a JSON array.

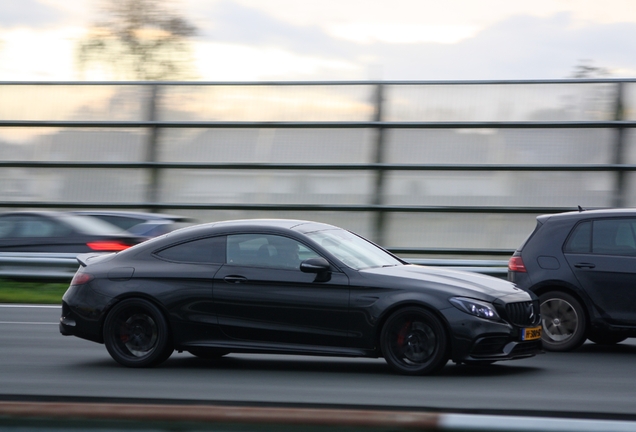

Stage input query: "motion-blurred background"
[{"left": 1, "top": 0, "right": 635, "bottom": 258}]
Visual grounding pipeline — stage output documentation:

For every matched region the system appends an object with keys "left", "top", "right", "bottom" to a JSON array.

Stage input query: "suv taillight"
[{"left": 508, "top": 256, "right": 527, "bottom": 273}]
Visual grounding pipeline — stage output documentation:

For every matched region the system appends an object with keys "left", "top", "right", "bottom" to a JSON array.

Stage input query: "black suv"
[{"left": 508, "top": 208, "right": 636, "bottom": 351}]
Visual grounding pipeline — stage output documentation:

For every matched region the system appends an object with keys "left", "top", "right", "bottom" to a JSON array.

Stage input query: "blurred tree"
[
  {"left": 570, "top": 59, "right": 610, "bottom": 79},
  {"left": 77, "top": 0, "right": 198, "bottom": 80}
]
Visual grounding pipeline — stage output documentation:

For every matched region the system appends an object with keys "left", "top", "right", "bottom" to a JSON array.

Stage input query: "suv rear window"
[
  {"left": 564, "top": 221, "right": 591, "bottom": 253},
  {"left": 564, "top": 218, "right": 636, "bottom": 256}
]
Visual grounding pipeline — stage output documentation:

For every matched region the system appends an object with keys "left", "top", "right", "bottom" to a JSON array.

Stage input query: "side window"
[
  {"left": 0, "top": 219, "right": 16, "bottom": 238},
  {"left": 592, "top": 219, "right": 636, "bottom": 256},
  {"left": 155, "top": 236, "right": 226, "bottom": 263},
  {"left": 564, "top": 221, "right": 591, "bottom": 253},
  {"left": 16, "top": 216, "right": 62, "bottom": 238},
  {"left": 227, "top": 234, "right": 321, "bottom": 269}
]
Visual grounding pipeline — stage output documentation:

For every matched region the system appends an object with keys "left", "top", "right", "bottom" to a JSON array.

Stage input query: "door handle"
[
  {"left": 574, "top": 263, "right": 596, "bottom": 269},
  {"left": 223, "top": 275, "right": 248, "bottom": 284}
]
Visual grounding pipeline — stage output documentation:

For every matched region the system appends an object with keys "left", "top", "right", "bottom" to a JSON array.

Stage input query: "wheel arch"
[
  {"left": 532, "top": 283, "right": 592, "bottom": 341},
  {"left": 374, "top": 301, "right": 453, "bottom": 358},
  {"left": 98, "top": 293, "right": 174, "bottom": 344},
  {"left": 531, "top": 282, "right": 592, "bottom": 326}
]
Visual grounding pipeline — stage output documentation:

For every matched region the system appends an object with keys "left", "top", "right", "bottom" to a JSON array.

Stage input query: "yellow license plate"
[{"left": 523, "top": 326, "right": 542, "bottom": 341}]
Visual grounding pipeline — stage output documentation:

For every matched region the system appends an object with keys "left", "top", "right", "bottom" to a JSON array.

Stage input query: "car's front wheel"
[
  {"left": 380, "top": 307, "right": 448, "bottom": 375},
  {"left": 539, "top": 291, "right": 587, "bottom": 352},
  {"left": 103, "top": 298, "right": 173, "bottom": 367}
]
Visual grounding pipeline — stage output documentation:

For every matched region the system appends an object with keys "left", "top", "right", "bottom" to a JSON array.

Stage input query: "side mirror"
[{"left": 300, "top": 257, "right": 330, "bottom": 273}]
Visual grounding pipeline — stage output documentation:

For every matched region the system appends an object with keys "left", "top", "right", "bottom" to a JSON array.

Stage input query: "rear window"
[
  {"left": 155, "top": 236, "right": 226, "bottom": 263},
  {"left": 564, "top": 221, "right": 591, "bottom": 253},
  {"left": 62, "top": 214, "right": 127, "bottom": 235}
]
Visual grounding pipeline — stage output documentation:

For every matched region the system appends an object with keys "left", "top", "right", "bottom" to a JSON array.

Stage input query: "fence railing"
[{"left": 1, "top": 79, "right": 636, "bottom": 255}]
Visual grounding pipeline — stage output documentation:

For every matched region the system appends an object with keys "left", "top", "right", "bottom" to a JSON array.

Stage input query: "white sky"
[{"left": 0, "top": 0, "right": 635, "bottom": 81}]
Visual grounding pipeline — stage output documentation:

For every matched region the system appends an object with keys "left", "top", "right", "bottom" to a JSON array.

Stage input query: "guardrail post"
[
  {"left": 145, "top": 84, "right": 160, "bottom": 212},
  {"left": 612, "top": 81, "right": 626, "bottom": 208},
  {"left": 371, "top": 83, "right": 387, "bottom": 244}
]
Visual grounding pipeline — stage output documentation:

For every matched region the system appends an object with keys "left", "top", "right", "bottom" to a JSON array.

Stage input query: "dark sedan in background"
[
  {"left": 72, "top": 211, "right": 192, "bottom": 238},
  {"left": 0, "top": 211, "right": 145, "bottom": 253},
  {"left": 60, "top": 219, "right": 542, "bottom": 375}
]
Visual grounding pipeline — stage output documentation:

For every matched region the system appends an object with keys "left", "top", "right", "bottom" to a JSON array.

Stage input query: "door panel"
[
  {"left": 213, "top": 233, "right": 350, "bottom": 347},
  {"left": 564, "top": 218, "right": 636, "bottom": 324},
  {"left": 214, "top": 266, "right": 350, "bottom": 346}
]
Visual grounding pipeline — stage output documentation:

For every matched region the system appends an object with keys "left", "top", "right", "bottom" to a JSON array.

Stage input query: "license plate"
[{"left": 523, "top": 326, "right": 542, "bottom": 341}]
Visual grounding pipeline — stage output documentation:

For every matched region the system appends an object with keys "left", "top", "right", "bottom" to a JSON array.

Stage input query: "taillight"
[
  {"left": 70, "top": 272, "right": 94, "bottom": 286},
  {"left": 508, "top": 256, "right": 527, "bottom": 273},
  {"left": 86, "top": 241, "right": 131, "bottom": 251}
]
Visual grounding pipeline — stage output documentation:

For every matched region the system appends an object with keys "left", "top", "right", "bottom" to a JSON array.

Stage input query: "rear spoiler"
[{"left": 77, "top": 253, "right": 114, "bottom": 267}]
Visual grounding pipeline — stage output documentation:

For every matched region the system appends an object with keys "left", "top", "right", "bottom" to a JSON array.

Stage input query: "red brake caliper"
[
  {"left": 397, "top": 321, "right": 411, "bottom": 347},
  {"left": 120, "top": 323, "right": 129, "bottom": 343}
]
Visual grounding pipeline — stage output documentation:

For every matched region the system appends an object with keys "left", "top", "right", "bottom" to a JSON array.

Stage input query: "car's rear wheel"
[
  {"left": 103, "top": 298, "right": 173, "bottom": 367},
  {"left": 539, "top": 291, "right": 587, "bottom": 352},
  {"left": 587, "top": 331, "right": 627, "bottom": 345},
  {"left": 380, "top": 307, "right": 448, "bottom": 375},
  {"left": 188, "top": 348, "right": 230, "bottom": 359}
]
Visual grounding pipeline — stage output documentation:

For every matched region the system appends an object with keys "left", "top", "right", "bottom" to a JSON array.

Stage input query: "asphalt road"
[{"left": 2, "top": 304, "right": 636, "bottom": 419}]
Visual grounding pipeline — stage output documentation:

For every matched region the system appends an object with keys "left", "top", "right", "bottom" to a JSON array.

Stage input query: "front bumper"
[{"left": 442, "top": 307, "right": 543, "bottom": 363}]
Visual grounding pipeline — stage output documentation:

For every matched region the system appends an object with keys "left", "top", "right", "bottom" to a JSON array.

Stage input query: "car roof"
[
  {"left": 122, "top": 219, "right": 342, "bottom": 254},
  {"left": 538, "top": 208, "right": 636, "bottom": 223},
  {"left": 208, "top": 219, "right": 338, "bottom": 232}
]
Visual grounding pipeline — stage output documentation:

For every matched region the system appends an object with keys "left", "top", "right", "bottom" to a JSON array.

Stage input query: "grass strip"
[{"left": 0, "top": 279, "right": 67, "bottom": 304}]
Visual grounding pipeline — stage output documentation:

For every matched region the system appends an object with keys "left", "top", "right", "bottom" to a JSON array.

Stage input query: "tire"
[
  {"left": 587, "top": 331, "right": 627, "bottom": 346},
  {"left": 188, "top": 348, "right": 230, "bottom": 359},
  {"left": 539, "top": 291, "right": 587, "bottom": 352},
  {"left": 380, "top": 307, "right": 448, "bottom": 375},
  {"left": 103, "top": 298, "right": 173, "bottom": 367}
]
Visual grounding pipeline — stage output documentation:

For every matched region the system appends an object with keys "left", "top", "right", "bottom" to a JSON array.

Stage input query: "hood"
[{"left": 361, "top": 264, "right": 524, "bottom": 301}]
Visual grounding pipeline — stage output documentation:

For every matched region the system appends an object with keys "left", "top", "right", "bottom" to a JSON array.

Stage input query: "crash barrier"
[
  {"left": 0, "top": 252, "right": 79, "bottom": 279},
  {"left": 1, "top": 401, "right": 635, "bottom": 432},
  {"left": 1, "top": 79, "right": 636, "bottom": 256},
  {"left": 0, "top": 252, "right": 509, "bottom": 280}
]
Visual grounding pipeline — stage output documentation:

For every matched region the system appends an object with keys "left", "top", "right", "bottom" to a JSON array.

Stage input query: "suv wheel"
[{"left": 539, "top": 291, "right": 587, "bottom": 352}]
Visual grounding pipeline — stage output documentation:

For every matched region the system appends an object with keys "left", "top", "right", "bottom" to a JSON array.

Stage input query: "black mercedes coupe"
[{"left": 60, "top": 219, "right": 542, "bottom": 375}]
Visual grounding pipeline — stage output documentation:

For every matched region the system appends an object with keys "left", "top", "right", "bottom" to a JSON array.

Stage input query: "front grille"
[{"left": 505, "top": 300, "right": 540, "bottom": 327}]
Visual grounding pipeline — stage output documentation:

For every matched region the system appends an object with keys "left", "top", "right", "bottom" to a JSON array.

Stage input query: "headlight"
[{"left": 449, "top": 297, "right": 500, "bottom": 321}]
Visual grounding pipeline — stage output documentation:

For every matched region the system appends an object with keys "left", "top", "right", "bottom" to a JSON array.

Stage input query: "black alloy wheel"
[
  {"left": 103, "top": 298, "right": 173, "bottom": 367},
  {"left": 380, "top": 307, "right": 448, "bottom": 375},
  {"left": 539, "top": 291, "right": 587, "bottom": 352}
]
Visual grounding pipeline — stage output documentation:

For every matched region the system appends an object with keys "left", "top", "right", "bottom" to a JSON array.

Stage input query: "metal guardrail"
[
  {"left": 0, "top": 252, "right": 509, "bottom": 280},
  {"left": 0, "top": 253, "right": 79, "bottom": 280}
]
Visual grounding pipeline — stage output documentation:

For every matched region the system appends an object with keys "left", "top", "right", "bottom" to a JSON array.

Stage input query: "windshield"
[
  {"left": 61, "top": 214, "right": 129, "bottom": 235},
  {"left": 305, "top": 229, "right": 402, "bottom": 270}
]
